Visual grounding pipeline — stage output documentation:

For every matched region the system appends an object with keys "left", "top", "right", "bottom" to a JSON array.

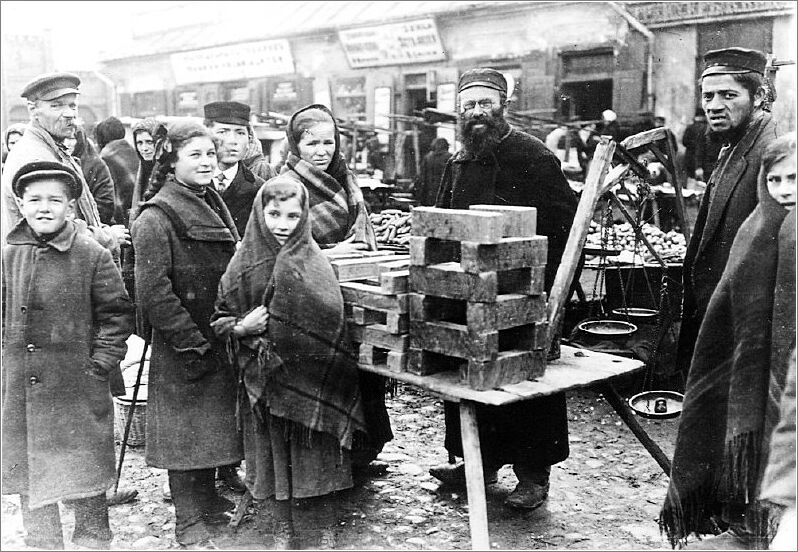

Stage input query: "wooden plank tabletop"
[{"left": 358, "top": 345, "right": 645, "bottom": 406}]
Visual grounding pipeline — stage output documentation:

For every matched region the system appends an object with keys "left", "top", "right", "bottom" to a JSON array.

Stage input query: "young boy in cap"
[
  {"left": 204, "top": 101, "right": 266, "bottom": 239},
  {"left": 2, "top": 160, "right": 134, "bottom": 549}
]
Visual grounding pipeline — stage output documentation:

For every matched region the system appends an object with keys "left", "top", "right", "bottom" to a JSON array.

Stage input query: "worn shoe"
[
  {"left": 681, "top": 528, "right": 763, "bottom": 550},
  {"left": 429, "top": 462, "right": 498, "bottom": 487},
  {"left": 217, "top": 465, "right": 246, "bottom": 493},
  {"left": 106, "top": 487, "right": 138, "bottom": 506},
  {"left": 353, "top": 460, "right": 390, "bottom": 485},
  {"left": 504, "top": 479, "right": 549, "bottom": 510},
  {"left": 71, "top": 535, "right": 112, "bottom": 550}
]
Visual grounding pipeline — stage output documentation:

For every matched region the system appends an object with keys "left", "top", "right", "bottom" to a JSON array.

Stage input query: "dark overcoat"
[
  {"left": 436, "top": 125, "right": 578, "bottom": 468},
  {"left": 676, "top": 111, "right": 778, "bottom": 374},
  {"left": 132, "top": 179, "right": 243, "bottom": 470},
  {"left": 101, "top": 138, "right": 140, "bottom": 227},
  {"left": 2, "top": 220, "right": 134, "bottom": 508},
  {"left": 220, "top": 162, "right": 264, "bottom": 238}
]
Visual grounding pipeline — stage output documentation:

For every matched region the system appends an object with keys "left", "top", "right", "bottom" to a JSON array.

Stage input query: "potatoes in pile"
[
  {"left": 585, "top": 221, "right": 687, "bottom": 263},
  {"left": 370, "top": 210, "right": 412, "bottom": 245}
]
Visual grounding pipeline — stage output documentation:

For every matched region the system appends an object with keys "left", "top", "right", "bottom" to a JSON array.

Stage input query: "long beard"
[{"left": 459, "top": 109, "right": 506, "bottom": 157}]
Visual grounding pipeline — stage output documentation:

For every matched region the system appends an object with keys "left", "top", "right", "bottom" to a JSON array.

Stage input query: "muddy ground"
[{"left": 2, "top": 378, "right": 679, "bottom": 550}]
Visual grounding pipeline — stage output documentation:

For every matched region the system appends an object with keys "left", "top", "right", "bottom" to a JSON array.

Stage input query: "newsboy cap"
[
  {"left": 21, "top": 72, "right": 81, "bottom": 101},
  {"left": 12, "top": 160, "right": 83, "bottom": 199},
  {"left": 458, "top": 68, "right": 507, "bottom": 94},
  {"left": 701, "top": 47, "right": 767, "bottom": 78},
  {"left": 204, "top": 101, "right": 251, "bottom": 126}
]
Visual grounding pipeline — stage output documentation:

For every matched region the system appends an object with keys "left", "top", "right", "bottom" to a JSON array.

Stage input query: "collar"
[
  {"left": 215, "top": 163, "right": 239, "bottom": 182},
  {"left": 6, "top": 218, "right": 79, "bottom": 252}
]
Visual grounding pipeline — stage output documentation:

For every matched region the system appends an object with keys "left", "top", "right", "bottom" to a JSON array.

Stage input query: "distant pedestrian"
[
  {"left": 2, "top": 161, "right": 134, "bottom": 549},
  {"left": 96, "top": 116, "right": 139, "bottom": 226},
  {"left": 414, "top": 137, "right": 450, "bottom": 206}
]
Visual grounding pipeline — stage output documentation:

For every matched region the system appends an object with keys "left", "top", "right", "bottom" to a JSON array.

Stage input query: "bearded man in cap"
[
  {"left": 204, "top": 101, "right": 267, "bottom": 238},
  {"left": 431, "top": 68, "right": 578, "bottom": 510},
  {"left": 1, "top": 72, "right": 130, "bottom": 254},
  {"left": 675, "top": 47, "right": 778, "bottom": 379}
]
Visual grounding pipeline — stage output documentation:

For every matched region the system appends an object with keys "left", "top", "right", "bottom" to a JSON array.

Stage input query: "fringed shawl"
[
  {"left": 212, "top": 178, "right": 366, "bottom": 449},
  {"left": 283, "top": 104, "right": 377, "bottom": 249},
  {"left": 660, "top": 166, "right": 795, "bottom": 546}
]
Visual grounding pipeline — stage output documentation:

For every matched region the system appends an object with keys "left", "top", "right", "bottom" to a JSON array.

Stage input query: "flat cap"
[
  {"left": 12, "top": 160, "right": 83, "bottom": 199},
  {"left": 21, "top": 71, "right": 81, "bottom": 101},
  {"left": 458, "top": 68, "right": 507, "bottom": 94},
  {"left": 702, "top": 47, "right": 767, "bottom": 78},
  {"left": 204, "top": 101, "right": 251, "bottom": 126}
]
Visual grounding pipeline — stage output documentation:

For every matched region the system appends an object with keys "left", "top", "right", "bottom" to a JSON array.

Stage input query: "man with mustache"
[
  {"left": 204, "top": 101, "right": 265, "bottom": 238},
  {"left": 431, "top": 68, "right": 578, "bottom": 510},
  {"left": 676, "top": 47, "right": 778, "bottom": 378}
]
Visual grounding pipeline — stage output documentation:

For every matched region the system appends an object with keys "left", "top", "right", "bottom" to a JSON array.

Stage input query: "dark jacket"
[
  {"left": 131, "top": 179, "right": 243, "bottom": 469},
  {"left": 73, "top": 131, "right": 116, "bottom": 225},
  {"left": 2, "top": 220, "right": 134, "bottom": 508},
  {"left": 101, "top": 138, "right": 139, "bottom": 227},
  {"left": 677, "top": 110, "right": 778, "bottom": 374},
  {"left": 436, "top": 125, "right": 578, "bottom": 468},
  {"left": 220, "top": 162, "right": 264, "bottom": 238},
  {"left": 415, "top": 149, "right": 451, "bottom": 206}
]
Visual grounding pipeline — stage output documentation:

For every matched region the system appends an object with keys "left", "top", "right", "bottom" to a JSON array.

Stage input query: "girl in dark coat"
[{"left": 131, "top": 120, "right": 242, "bottom": 546}]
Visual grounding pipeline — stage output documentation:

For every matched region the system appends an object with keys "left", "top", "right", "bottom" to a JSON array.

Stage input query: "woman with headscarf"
[
  {"left": 279, "top": 104, "right": 391, "bottom": 478},
  {"left": 660, "top": 132, "right": 797, "bottom": 550},
  {"left": 212, "top": 177, "right": 366, "bottom": 549},
  {"left": 131, "top": 119, "right": 242, "bottom": 547}
]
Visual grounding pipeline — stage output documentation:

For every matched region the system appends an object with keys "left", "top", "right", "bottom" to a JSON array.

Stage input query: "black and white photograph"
[{"left": 1, "top": 1, "right": 796, "bottom": 550}]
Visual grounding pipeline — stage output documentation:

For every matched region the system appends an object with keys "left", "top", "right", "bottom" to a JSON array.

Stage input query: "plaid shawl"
[
  {"left": 283, "top": 104, "right": 377, "bottom": 249},
  {"left": 660, "top": 169, "right": 796, "bottom": 546},
  {"left": 212, "top": 178, "right": 365, "bottom": 449}
]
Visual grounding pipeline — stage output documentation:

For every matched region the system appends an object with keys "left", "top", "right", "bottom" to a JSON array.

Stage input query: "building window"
[{"left": 334, "top": 76, "right": 367, "bottom": 120}]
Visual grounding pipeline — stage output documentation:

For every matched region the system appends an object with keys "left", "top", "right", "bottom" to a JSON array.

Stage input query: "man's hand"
[
  {"left": 109, "top": 224, "right": 131, "bottom": 246},
  {"left": 235, "top": 305, "right": 270, "bottom": 336}
]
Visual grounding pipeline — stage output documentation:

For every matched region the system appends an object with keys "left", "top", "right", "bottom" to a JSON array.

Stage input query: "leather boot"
[
  {"left": 505, "top": 464, "right": 550, "bottom": 510},
  {"left": 429, "top": 461, "right": 499, "bottom": 487},
  {"left": 168, "top": 470, "right": 213, "bottom": 546}
]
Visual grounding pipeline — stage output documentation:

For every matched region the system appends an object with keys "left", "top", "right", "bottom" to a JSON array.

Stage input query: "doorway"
[{"left": 559, "top": 79, "right": 613, "bottom": 121}]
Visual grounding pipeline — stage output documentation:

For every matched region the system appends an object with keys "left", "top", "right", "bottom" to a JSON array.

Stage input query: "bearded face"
[{"left": 458, "top": 86, "right": 506, "bottom": 156}]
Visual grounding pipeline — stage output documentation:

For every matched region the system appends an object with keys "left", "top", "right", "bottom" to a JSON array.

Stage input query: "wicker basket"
[{"left": 113, "top": 397, "right": 147, "bottom": 447}]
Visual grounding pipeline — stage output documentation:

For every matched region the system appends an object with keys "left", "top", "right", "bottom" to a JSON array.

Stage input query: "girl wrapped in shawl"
[
  {"left": 279, "top": 104, "right": 393, "bottom": 476},
  {"left": 660, "top": 132, "right": 797, "bottom": 549},
  {"left": 212, "top": 177, "right": 366, "bottom": 548}
]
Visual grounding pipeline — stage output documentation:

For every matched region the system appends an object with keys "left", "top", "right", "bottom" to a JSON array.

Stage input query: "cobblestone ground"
[{"left": 2, "top": 383, "right": 678, "bottom": 550}]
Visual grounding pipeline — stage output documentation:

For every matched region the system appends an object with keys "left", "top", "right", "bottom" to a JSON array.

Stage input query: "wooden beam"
[{"left": 460, "top": 401, "right": 491, "bottom": 551}]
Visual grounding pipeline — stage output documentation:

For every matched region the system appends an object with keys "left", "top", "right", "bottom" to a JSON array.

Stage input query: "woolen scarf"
[
  {"left": 283, "top": 104, "right": 376, "bottom": 249},
  {"left": 660, "top": 164, "right": 795, "bottom": 546},
  {"left": 212, "top": 179, "right": 366, "bottom": 449}
]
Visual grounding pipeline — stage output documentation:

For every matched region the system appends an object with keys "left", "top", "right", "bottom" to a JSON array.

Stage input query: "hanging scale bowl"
[
  {"left": 628, "top": 390, "right": 684, "bottom": 419},
  {"left": 577, "top": 319, "right": 638, "bottom": 337}
]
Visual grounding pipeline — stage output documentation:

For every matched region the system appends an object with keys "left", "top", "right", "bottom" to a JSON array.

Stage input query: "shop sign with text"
[
  {"left": 171, "top": 39, "right": 294, "bottom": 85},
  {"left": 339, "top": 19, "right": 446, "bottom": 68}
]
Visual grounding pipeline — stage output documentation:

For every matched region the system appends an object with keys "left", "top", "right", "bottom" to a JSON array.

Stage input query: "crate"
[{"left": 113, "top": 397, "right": 147, "bottom": 447}]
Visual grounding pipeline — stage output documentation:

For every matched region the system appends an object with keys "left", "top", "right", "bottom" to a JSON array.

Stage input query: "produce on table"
[
  {"left": 584, "top": 221, "right": 687, "bottom": 264},
  {"left": 370, "top": 210, "right": 412, "bottom": 245}
]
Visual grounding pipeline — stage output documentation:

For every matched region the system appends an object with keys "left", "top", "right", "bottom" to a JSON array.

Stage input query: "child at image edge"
[{"left": 1, "top": 160, "right": 134, "bottom": 549}]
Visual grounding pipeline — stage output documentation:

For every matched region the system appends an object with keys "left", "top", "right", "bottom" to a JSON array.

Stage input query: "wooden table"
[{"left": 359, "top": 345, "right": 646, "bottom": 550}]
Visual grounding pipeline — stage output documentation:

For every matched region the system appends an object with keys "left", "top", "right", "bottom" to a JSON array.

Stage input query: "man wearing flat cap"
[
  {"left": 431, "top": 68, "right": 578, "bottom": 510},
  {"left": 675, "top": 47, "right": 778, "bottom": 379},
  {"left": 204, "top": 101, "right": 267, "bottom": 238},
  {"left": 1, "top": 71, "right": 130, "bottom": 254}
]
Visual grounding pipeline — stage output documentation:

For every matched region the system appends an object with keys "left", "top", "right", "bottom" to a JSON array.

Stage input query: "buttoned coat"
[
  {"left": 677, "top": 110, "right": 778, "bottom": 372},
  {"left": 220, "top": 162, "right": 264, "bottom": 238},
  {"left": 1, "top": 220, "right": 134, "bottom": 509},
  {"left": 132, "top": 179, "right": 243, "bottom": 469}
]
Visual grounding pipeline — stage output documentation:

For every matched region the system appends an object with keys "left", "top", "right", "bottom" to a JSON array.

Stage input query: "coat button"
[
  {"left": 29, "top": 376, "right": 39, "bottom": 385},
  {"left": 20, "top": 306, "right": 27, "bottom": 313},
  {"left": 26, "top": 344, "right": 36, "bottom": 352}
]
